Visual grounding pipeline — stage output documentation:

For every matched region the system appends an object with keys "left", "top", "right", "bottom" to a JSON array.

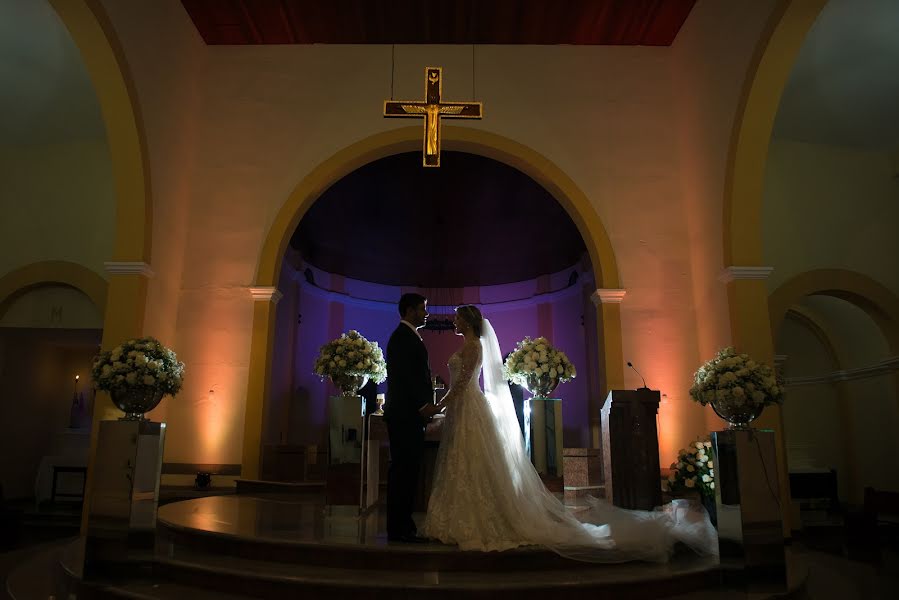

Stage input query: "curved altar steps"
[
  {"left": 145, "top": 495, "right": 726, "bottom": 598},
  {"left": 25, "top": 537, "right": 807, "bottom": 600},
  {"left": 157, "top": 495, "right": 704, "bottom": 573}
]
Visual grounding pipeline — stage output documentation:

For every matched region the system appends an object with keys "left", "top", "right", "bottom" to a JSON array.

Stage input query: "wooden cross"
[{"left": 384, "top": 67, "right": 483, "bottom": 167}]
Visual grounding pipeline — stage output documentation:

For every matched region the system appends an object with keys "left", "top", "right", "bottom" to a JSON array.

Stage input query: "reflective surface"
[
  {"left": 712, "top": 429, "right": 786, "bottom": 590},
  {"left": 524, "top": 398, "right": 563, "bottom": 480},
  {"left": 328, "top": 394, "right": 363, "bottom": 464}
]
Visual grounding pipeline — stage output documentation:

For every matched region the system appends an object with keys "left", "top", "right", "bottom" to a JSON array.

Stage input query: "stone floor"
[{"left": 3, "top": 498, "right": 898, "bottom": 599}]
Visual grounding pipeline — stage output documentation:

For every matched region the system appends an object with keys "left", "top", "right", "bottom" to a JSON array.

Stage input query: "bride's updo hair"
[{"left": 455, "top": 305, "right": 484, "bottom": 337}]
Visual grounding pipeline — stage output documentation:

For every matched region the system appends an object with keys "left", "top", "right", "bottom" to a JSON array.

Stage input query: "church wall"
[
  {"left": 90, "top": 0, "right": 780, "bottom": 468},
  {"left": 97, "top": 0, "right": 208, "bottom": 425},
  {"left": 763, "top": 140, "right": 899, "bottom": 297},
  {"left": 0, "top": 327, "right": 99, "bottom": 499},
  {"left": 845, "top": 375, "right": 898, "bottom": 497},
  {"left": 670, "top": 0, "right": 780, "bottom": 436},
  {"left": 801, "top": 296, "right": 899, "bottom": 500},
  {"left": 777, "top": 295, "right": 899, "bottom": 504},
  {"left": 777, "top": 317, "right": 847, "bottom": 500},
  {"left": 0, "top": 141, "right": 114, "bottom": 280}
]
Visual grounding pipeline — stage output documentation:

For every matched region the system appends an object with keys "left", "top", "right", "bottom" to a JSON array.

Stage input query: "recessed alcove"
[{"left": 267, "top": 151, "right": 603, "bottom": 455}]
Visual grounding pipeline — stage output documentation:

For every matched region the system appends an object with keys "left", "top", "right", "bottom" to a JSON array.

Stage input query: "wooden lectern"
[{"left": 601, "top": 389, "right": 662, "bottom": 510}]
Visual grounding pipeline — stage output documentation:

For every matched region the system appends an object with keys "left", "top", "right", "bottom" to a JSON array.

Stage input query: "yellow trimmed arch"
[
  {"left": 49, "top": 0, "right": 152, "bottom": 264},
  {"left": 0, "top": 260, "right": 107, "bottom": 319},
  {"left": 723, "top": 0, "right": 827, "bottom": 266},
  {"left": 243, "top": 126, "right": 624, "bottom": 477},
  {"left": 47, "top": 0, "right": 152, "bottom": 534},
  {"left": 256, "top": 126, "right": 620, "bottom": 289},
  {"left": 770, "top": 269, "right": 899, "bottom": 354}
]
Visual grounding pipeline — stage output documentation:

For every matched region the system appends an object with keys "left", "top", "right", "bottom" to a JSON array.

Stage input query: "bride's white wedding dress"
[{"left": 420, "top": 320, "right": 718, "bottom": 563}]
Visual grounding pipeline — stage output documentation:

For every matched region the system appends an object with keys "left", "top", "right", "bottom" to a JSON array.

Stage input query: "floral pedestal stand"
[
  {"left": 711, "top": 428, "right": 786, "bottom": 592},
  {"left": 83, "top": 419, "right": 166, "bottom": 577}
]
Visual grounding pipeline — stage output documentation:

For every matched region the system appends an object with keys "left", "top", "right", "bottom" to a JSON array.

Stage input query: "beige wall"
[
  {"left": 763, "top": 140, "right": 899, "bottom": 295},
  {"left": 0, "top": 141, "right": 114, "bottom": 278},
  {"left": 671, "top": 0, "right": 779, "bottom": 436}
]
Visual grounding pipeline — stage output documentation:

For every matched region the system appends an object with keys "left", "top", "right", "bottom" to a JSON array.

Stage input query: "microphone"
[{"left": 626, "top": 361, "right": 649, "bottom": 390}]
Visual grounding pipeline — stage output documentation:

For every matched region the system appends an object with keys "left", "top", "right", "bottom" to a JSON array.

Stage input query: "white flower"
[
  {"left": 710, "top": 482, "right": 715, "bottom": 489},
  {"left": 686, "top": 464, "right": 695, "bottom": 472},
  {"left": 707, "top": 460, "right": 713, "bottom": 468},
  {"left": 685, "top": 478, "right": 696, "bottom": 488},
  {"left": 143, "top": 375, "right": 156, "bottom": 386},
  {"left": 704, "top": 441, "right": 711, "bottom": 448},
  {"left": 695, "top": 442, "right": 704, "bottom": 450},
  {"left": 702, "top": 474, "right": 711, "bottom": 483}
]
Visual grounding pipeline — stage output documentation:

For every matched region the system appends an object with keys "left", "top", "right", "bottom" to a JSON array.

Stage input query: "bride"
[{"left": 419, "top": 305, "right": 718, "bottom": 563}]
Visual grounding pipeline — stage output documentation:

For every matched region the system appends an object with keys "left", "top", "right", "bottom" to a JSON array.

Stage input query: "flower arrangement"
[
  {"left": 503, "top": 336, "right": 576, "bottom": 386},
  {"left": 313, "top": 330, "right": 387, "bottom": 385},
  {"left": 689, "top": 347, "right": 783, "bottom": 413},
  {"left": 667, "top": 440, "right": 715, "bottom": 498},
  {"left": 91, "top": 336, "right": 185, "bottom": 396}
]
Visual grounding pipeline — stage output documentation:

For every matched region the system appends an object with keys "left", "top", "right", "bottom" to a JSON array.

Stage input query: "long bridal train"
[{"left": 420, "top": 317, "right": 719, "bottom": 562}]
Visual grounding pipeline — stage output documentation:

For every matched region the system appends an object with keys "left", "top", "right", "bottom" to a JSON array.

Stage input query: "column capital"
[
  {"left": 103, "top": 261, "right": 154, "bottom": 278},
  {"left": 590, "top": 288, "right": 626, "bottom": 305},
  {"left": 719, "top": 266, "right": 774, "bottom": 283},
  {"left": 249, "top": 286, "right": 283, "bottom": 304}
]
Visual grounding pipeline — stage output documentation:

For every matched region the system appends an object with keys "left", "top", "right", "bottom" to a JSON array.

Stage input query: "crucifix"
[{"left": 384, "top": 67, "right": 483, "bottom": 167}]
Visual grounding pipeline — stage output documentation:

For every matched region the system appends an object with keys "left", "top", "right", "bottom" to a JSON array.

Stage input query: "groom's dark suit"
[{"left": 384, "top": 322, "right": 432, "bottom": 539}]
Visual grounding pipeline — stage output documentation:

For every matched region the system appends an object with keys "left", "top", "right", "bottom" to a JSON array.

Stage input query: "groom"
[{"left": 384, "top": 293, "right": 440, "bottom": 542}]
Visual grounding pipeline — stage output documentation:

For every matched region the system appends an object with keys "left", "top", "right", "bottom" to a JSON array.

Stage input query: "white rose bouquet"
[
  {"left": 689, "top": 347, "right": 783, "bottom": 418},
  {"left": 503, "top": 336, "right": 576, "bottom": 387},
  {"left": 313, "top": 330, "right": 386, "bottom": 385},
  {"left": 91, "top": 336, "right": 185, "bottom": 396},
  {"left": 666, "top": 440, "right": 715, "bottom": 499}
]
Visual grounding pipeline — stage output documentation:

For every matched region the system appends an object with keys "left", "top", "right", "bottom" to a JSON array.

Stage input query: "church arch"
[
  {"left": 48, "top": 0, "right": 153, "bottom": 264},
  {"left": 769, "top": 269, "right": 899, "bottom": 354},
  {"left": 780, "top": 306, "right": 857, "bottom": 494},
  {"left": 722, "top": 0, "right": 827, "bottom": 266},
  {"left": 256, "top": 126, "right": 620, "bottom": 289},
  {"left": 0, "top": 260, "right": 107, "bottom": 320},
  {"left": 772, "top": 269, "right": 899, "bottom": 500},
  {"left": 243, "top": 126, "right": 624, "bottom": 477}
]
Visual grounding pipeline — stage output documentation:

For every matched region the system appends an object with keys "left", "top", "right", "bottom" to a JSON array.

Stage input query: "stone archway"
[
  {"left": 0, "top": 260, "right": 107, "bottom": 319},
  {"left": 241, "top": 126, "right": 625, "bottom": 477}
]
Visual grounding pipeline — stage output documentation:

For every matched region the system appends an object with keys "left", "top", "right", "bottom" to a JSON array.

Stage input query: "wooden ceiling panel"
[{"left": 181, "top": 0, "right": 695, "bottom": 46}]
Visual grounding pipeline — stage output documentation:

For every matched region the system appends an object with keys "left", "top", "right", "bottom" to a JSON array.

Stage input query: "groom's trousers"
[{"left": 386, "top": 419, "right": 425, "bottom": 537}]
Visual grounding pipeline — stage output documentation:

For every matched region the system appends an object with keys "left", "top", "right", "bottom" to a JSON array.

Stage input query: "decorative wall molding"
[
  {"left": 590, "top": 289, "right": 626, "bottom": 305},
  {"left": 103, "top": 261, "right": 154, "bottom": 278},
  {"left": 718, "top": 266, "right": 774, "bottom": 283},
  {"left": 299, "top": 278, "right": 584, "bottom": 313},
  {"left": 784, "top": 356, "right": 899, "bottom": 387},
  {"left": 249, "top": 286, "right": 283, "bottom": 303}
]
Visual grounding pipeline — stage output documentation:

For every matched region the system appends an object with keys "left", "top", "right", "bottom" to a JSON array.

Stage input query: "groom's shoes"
[{"left": 387, "top": 533, "right": 429, "bottom": 544}]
